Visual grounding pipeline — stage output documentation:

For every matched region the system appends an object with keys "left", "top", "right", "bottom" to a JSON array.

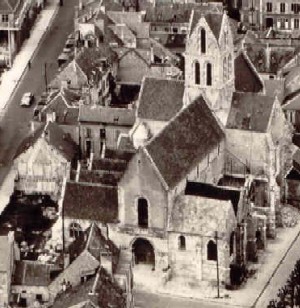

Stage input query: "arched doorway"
[{"left": 132, "top": 238, "right": 155, "bottom": 268}]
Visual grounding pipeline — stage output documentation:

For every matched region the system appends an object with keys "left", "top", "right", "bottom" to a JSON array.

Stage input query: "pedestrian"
[
  {"left": 61, "top": 279, "right": 67, "bottom": 292},
  {"left": 28, "top": 60, "right": 31, "bottom": 70}
]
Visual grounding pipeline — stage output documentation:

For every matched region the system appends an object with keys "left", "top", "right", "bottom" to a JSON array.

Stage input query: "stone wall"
[{"left": 118, "top": 149, "right": 168, "bottom": 230}]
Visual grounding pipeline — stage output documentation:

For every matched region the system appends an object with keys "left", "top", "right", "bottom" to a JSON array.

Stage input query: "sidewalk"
[{"left": 0, "top": 2, "right": 58, "bottom": 111}]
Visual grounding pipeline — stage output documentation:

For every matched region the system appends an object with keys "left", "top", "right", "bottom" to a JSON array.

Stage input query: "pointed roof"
[
  {"left": 14, "top": 122, "right": 78, "bottom": 160},
  {"left": 234, "top": 51, "right": 264, "bottom": 93},
  {"left": 145, "top": 96, "right": 225, "bottom": 189},
  {"left": 226, "top": 92, "right": 275, "bottom": 132},
  {"left": 0, "top": 0, "right": 19, "bottom": 12},
  {"left": 137, "top": 77, "right": 185, "bottom": 121},
  {"left": 190, "top": 10, "right": 224, "bottom": 40}
]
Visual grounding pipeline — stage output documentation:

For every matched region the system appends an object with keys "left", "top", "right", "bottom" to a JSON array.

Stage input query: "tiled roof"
[
  {"left": 14, "top": 122, "right": 78, "bottom": 160},
  {"left": 76, "top": 46, "right": 118, "bottom": 80},
  {"left": 40, "top": 90, "right": 80, "bottom": 125},
  {"left": 185, "top": 181, "right": 240, "bottom": 215},
  {"left": 234, "top": 51, "right": 264, "bottom": 93},
  {"left": 190, "top": 11, "right": 223, "bottom": 40},
  {"left": 226, "top": 92, "right": 275, "bottom": 132},
  {"left": 13, "top": 261, "right": 51, "bottom": 286},
  {"left": 63, "top": 182, "right": 118, "bottom": 223},
  {"left": 145, "top": 96, "right": 225, "bottom": 189},
  {"left": 283, "top": 93, "right": 300, "bottom": 111},
  {"left": 264, "top": 79, "right": 285, "bottom": 103},
  {"left": 169, "top": 194, "right": 234, "bottom": 234},
  {"left": 137, "top": 77, "right": 184, "bottom": 121},
  {"left": 79, "top": 105, "right": 135, "bottom": 126}
]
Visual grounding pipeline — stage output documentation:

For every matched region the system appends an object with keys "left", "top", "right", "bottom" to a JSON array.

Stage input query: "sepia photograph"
[{"left": 0, "top": 0, "right": 299, "bottom": 307}]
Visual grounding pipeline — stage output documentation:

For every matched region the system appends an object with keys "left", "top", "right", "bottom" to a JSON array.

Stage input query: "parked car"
[{"left": 20, "top": 92, "right": 34, "bottom": 107}]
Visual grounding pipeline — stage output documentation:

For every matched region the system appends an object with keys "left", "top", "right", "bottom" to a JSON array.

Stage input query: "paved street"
[
  {"left": 134, "top": 291, "right": 230, "bottom": 308},
  {"left": 0, "top": 0, "right": 78, "bottom": 185}
]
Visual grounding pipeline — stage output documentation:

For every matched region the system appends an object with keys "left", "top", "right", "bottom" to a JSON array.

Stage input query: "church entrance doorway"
[{"left": 132, "top": 238, "right": 155, "bottom": 268}]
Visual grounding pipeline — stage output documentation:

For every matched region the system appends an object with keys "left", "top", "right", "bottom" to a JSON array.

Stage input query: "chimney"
[
  {"left": 150, "top": 44, "right": 154, "bottom": 63},
  {"left": 30, "top": 121, "right": 35, "bottom": 133}
]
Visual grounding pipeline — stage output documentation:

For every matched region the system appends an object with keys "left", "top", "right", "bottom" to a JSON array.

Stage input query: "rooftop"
[
  {"left": 185, "top": 181, "right": 240, "bottom": 215},
  {"left": 79, "top": 105, "right": 135, "bottom": 126},
  {"left": 226, "top": 92, "right": 275, "bottom": 132},
  {"left": 63, "top": 182, "right": 118, "bottom": 223},
  {"left": 145, "top": 96, "right": 224, "bottom": 189},
  {"left": 137, "top": 77, "right": 184, "bottom": 121},
  {"left": 169, "top": 194, "right": 234, "bottom": 235}
]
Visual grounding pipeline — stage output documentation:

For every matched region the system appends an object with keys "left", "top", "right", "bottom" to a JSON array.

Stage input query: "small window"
[
  {"left": 178, "top": 235, "right": 186, "bottom": 250},
  {"left": 295, "top": 19, "right": 299, "bottom": 29},
  {"left": 2, "top": 15, "right": 8, "bottom": 23},
  {"left": 206, "top": 63, "right": 212, "bottom": 86},
  {"left": 195, "top": 62, "right": 200, "bottom": 85},
  {"left": 280, "top": 3, "right": 285, "bottom": 13},
  {"left": 266, "top": 2, "right": 272, "bottom": 12},
  {"left": 200, "top": 28, "right": 206, "bottom": 53},
  {"left": 69, "top": 222, "right": 83, "bottom": 239},
  {"left": 207, "top": 240, "right": 217, "bottom": 261},
  {"left": 138, "top": 198, "right": 148, "bottom": 228}
]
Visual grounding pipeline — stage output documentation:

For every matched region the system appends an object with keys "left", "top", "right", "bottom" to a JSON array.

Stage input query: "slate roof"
[
  {"left": 226, "top": 92, "right": 275, "bottom": 132},
  {"left": 0, "top": 236, "right": 10, "bottom": 272},
  {"left": 185, "top": 181, "right": 240, "bottom": 215},
  {"left": 76, "top": 46, "right": 118, "bottom": 80},
  {"left": 190, "top": 11, "right": 223, "bottom": 40},
  {"left": 14, "top": 122, "right": 78, "bottom": 161},
  {"left": 234, "top": 51, "right": 264, "bottom": 93},
  {"left": 79, "top": 105, "right": 135, "bottom": 126},
  {"left": 137, "top": 77, "right": 185, "bottom": 121},
  {"left": 145, "top": 96, "right": 225, "bottom": 189},
  {"left": 13, "top": 261, "right": 51, "bottom": 286},
  {"left": 63, "top": 182, "right": 118, "bottom": 223},
  {"left": 40, "top": 89, "right": 80, "bottom": 124},
  {"left": 169, "top": 194, "right": 234, "bottom": 234}
]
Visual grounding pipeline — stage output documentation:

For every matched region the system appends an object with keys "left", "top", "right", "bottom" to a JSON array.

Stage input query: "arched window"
[
  {"left": 200, "top": 28, "right": 206, "bottom": 53},
  {"left": 230, "top": 232, "right": 235, "bottom": 256},
  {"left": 206, "top": 62, "right": 212, "bottom": 86},
  {"left": 138, "top": 198, "right": 148, "bottom": 228},
  {"left": 207, "top": 240, "right": 217, "bottom": 261},
  {"left": 178, "top": 235, "right": 186, "bottom": 250},
  {"left": 69, "top": 222, "right": 83, "bottom": 239},
  {"left": 195, "top": 62, "right": 200, "bottom": 85}
]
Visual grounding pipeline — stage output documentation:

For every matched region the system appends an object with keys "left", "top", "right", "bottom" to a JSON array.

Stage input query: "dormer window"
[{"left": 200, "top": 28, "right": 206, "bottom": 53}]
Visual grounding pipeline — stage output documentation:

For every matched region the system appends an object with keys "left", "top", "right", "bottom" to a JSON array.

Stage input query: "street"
[
  {"left": 0, "top": 0, "right": 78, "bottom": 184},
  {"left": 134, "top": 290, "right": 231, "bottom": 308}
]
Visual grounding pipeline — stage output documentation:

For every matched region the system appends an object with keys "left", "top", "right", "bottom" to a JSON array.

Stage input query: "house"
[
  {"left": 240, "top": 0, "right": 300, "bottom": 32},
  {"left": 79, "top": 105, "right": 135, "bottom": 158},
  {"left": 13, "top": 122, "right": 78, "bottom": 200},
  {"left": 0, "top": 232, "right": 19, "bottom": 307},
  {"left": 50, "top": 46, "right": 118, "bottom": 106},
  {"left": 225, "top": 92, "right": 293, "bottom": 237},
  {"left": 48, "top": 223, "right": 133, "bottom": 307},
  {"left": 37, "top": 87, "right": 81, "bottom": 143},
  {"left": 11, "top": 261, "right": 53, "bottom": 307},
  {"left": 0, "top": 0, "right": 41, "bottom": 66}
]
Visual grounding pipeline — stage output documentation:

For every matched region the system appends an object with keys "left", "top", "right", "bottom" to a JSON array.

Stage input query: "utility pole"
[
  {"left": 44, "top": 62, "right": 48, "bottom": 93},
  {"left": 215, "top": 231, "right": 220, "bottom": 298}
]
